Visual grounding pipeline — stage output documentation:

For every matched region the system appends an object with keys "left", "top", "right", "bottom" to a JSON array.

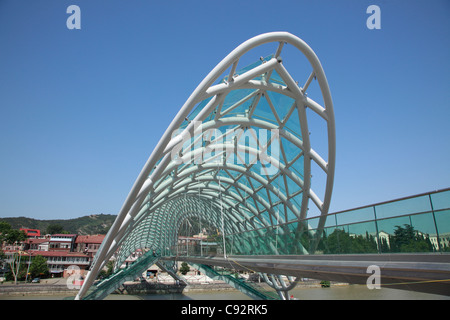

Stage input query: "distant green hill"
[{"left": 0, "top": 214, "right": 116, "bottom": 235}]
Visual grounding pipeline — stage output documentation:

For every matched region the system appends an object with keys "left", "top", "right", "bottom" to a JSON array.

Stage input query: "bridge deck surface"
[{"left": 162, "top": 254, "right": 450, "bottom": 296}]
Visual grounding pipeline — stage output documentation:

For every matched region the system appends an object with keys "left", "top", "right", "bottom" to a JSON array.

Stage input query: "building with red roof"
[
  {"left": 20, "top": 228, "right": 41, "bottom": 238},
  {"left": 28, "top": 250, "right": 91, "bottom": 277},
  {"left": 49, "top": 234, "right": 77, "bottom": 251},
  {"left": 2, "top": 232, "right": 106, "bottom": 279},
  {"left": 75, "top": 234, "right": 105, "bottom": 258},
  {"left": 26, "top": 237, "right": 50, "bottom": 251}
]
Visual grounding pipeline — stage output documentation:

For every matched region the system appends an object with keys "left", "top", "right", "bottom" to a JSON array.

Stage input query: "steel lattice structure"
[{"left": 76, "top": 32, "right": 335, "bottom": 300}]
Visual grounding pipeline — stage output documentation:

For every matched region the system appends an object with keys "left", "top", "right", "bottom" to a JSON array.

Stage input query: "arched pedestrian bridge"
[{"left": 76, "top": 32, "right": 450, "bottom": 300}]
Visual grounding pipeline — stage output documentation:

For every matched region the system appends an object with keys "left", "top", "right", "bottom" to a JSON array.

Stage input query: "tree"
[
  {"left": 0, "top": 222, "right": 27, "bottom": 244},
  {"left": 180, "top": 262, "right": 190, "bottom": 275},
  {"left": 7, "top": 252, "right": 24, "bottom": 284},
  {"left": 0, "top": 221, "right": 11, "bottom": 237},
  {"left": 320, "top": 229, "right": 378, "bottom": 254},
  {"left": 99, "top": 260, "right": 115, "bottom": 279},
  {"left": 28, "top": 255, "right": 49, "bottom": 279},
  {"left": 5, "top": 229, "right": 27, "bottom": 244},
  {"left": 46, "top": 224, "right": 64, "bottom": 235},
  {"left": 391, "top": 224, "right": 434, "bottom": 253}
]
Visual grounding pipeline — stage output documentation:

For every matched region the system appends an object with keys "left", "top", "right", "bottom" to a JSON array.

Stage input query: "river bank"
[
  {"left": 0, "top": 278, "right": 341, "bottom": 298},
  {"left": 0, "top": 277, "right": 77, "bottom": 297},
  {"left": 1, "top": 278, "right": 448, "bottom": 300}
]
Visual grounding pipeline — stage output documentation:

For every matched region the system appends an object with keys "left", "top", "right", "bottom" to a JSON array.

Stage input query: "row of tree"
[
  {"left": 0, "top": 222, "right": 27, "bottom": 244},
  {"left": 224, "top": 224, "right": 447, "bottom": 255},
  {"left": 1, "top": 253, "right": 49, "bottom": 284},
  {"left": 318, "top": 224, "right": 445, "bottom": 254}
]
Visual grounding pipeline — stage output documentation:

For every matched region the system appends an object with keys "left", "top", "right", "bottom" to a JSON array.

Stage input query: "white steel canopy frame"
[{"left": 76, "top": 32, "right": 336, "bottom": 300}]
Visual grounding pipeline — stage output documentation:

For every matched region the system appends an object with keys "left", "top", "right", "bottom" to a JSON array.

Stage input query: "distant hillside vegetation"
[{"left": 0, "top": 214, "right": 116, "bottom": 235}]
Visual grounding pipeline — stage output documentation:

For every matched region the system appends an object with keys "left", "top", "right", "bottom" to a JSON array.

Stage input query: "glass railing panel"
[
  {"left": 346, "top": 220, "right": 378, "bottom": 239},
  {"left": 409, "top": 211, "right": 438, "bottom": 236},
  {"left": 324, "top": 214, "right": 337, "bottom": 228},
  {"left": 316, "top": 221, "right": 379, "bottom": 254},
  {"left": 305, "top": 216, "right": 320, "bottom": 230},
  {"left": 374, "top": 195, "right": 431, "bottom": 219},
  {"left": 287, "top": 222, "right": 307, "bottom": 254},
  {"left": 430, "top": 190, "right": 450, "bottom": 211},
  {"left": 316, "top": 226, "right": 338, "bottom": 253},
  {"left": 336, "top": 206, "right": 375, "bottom": 225},
  {"left": 376, "top": 214, "right": 436, "bottom": 253},
  {"left": 173, "top": 189, "right": 449, "bottom": 257},
  {"left": 435, "top": 209, "right": 450, "bottom": 252},
  {"left": 376, "top": 215, "right": 412, "bottom": 237}
]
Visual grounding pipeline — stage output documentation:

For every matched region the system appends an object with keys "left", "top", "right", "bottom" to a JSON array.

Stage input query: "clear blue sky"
[{"left": 0, "top": 0, "right": 449, "bottom": 220}]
